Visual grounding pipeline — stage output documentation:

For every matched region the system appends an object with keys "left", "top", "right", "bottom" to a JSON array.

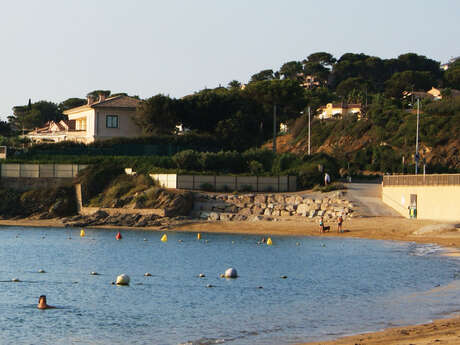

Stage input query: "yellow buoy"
[
  {"left": 161, "top": 234, "right": 168, "bottom": 242},
  {"left": 267, "top": 237, "right": 273, "bottom": 246},
  {"left": 80, "top": 229, "right": 85, "bottom": 237},
  {"left": 197, "top": 233, "right": 201, "bottom": 240}
]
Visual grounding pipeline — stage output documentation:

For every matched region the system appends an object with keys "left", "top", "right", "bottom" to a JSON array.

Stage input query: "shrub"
[
  {"left": 172, "top": 150, "right": 201, "bottom": 170},
  {"left": 249, "top": 160, "right": 264, "bottom": 175},
  {"left": 76, "top": 162, "right": 124, "bottom": 203},
  {"left": 200, "top": 183, "right": 214, "bottom": 192},
  {"left": 239, "top": 184, "right": 253, "bottom": 192}
]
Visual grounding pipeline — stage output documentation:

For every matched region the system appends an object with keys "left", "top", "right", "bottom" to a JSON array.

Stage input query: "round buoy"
[
  {"left": 116, "top": 274, "right": 130, "bottom": 286},
  {"left": 161, "top": 234, "right": 167, "bottom": 242},
  {"left": 280, "top": 275, "right": 288, "bottom": 279},
  {"left": 198, "top": 273, "right": 205, "bottom": 278},
  {"left": 224, "top": 268, "right": 238, "bottom": 278},
  {"left": 296, "top": 242, "right": 300, "bottom": 246},
  {"left": 80, "top": 229, "right": 85, "bottom": 237},
  {"left": 206, "top": 284, "right": 214, "bottom": 288},
  {"left": 11, "top": 278, "right": 20, "bottom": 282},
  {"left": 219, "top": 273, "right": 224, "bottom": 278},
  {"left": 267, "top": 237, "right": 273, "bottom": 246},
  {"left": 144, "top": 272, "right": 152, "bottom": 277},
  {"left": 116, "top": 232, "right": 122, "bottom": 240},
  {"left": 38, "top": 269, "right": 46, "bottom": 273},
  {"left": 197, "top": 233, "right": 201, "bottom": 240},
  {"left": 257, "top": 286, "right": 263, "bottom": 289},
  {"left": 143, "top": 238, "right": 148, "bottom": 241},
  {"left": 178, "top": 239, "right": 183, "bottom": 243},
  {"left": 90, "top": 272, "right": 99, "bottom": 275}
]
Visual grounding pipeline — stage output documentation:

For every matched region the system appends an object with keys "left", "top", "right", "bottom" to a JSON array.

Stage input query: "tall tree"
[
  {"left": 279, "top": 61, "right": 303, "bottom": 80},
  {"left": 249, "top": 69, "right": 277, "bottom": 83},
  {"left": 134, "top": 94, "right": 182, "bottom": 135}
]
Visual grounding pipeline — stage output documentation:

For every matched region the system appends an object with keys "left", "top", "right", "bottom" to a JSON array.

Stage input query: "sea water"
[{"left": 0, "top": 226, "right": 459, "bottom": 345}]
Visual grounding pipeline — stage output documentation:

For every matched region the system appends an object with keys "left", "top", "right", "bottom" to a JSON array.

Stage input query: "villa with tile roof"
[
  {"left": 26, "top": 94, "right": 142, "bottom": 143},
  {"left": 317, "top": 102, "right": 362, "bottom": 120}
]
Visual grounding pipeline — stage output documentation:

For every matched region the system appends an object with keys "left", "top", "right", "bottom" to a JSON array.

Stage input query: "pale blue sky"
[{"left": 1, "top": 0, "right": 459, "bottom": 120}]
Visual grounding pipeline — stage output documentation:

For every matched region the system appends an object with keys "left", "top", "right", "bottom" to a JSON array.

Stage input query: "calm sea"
[{"left": 0, "top": 226, "right": 459, "bottom": 345}]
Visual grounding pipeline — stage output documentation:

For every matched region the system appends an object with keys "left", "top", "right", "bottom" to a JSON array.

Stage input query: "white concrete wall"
[{"left": 382, "top": 185, "right": 460, "bottom": 222}]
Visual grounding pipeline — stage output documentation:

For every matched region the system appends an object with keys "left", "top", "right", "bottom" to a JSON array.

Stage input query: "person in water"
[{"left": 37, "top": 295, "right": 55, "bottom": 309}]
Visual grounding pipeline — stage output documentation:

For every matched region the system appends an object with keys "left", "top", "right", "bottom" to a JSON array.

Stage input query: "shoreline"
[{"left": 1, "top": 216, "right": 460, "bottom": 344}]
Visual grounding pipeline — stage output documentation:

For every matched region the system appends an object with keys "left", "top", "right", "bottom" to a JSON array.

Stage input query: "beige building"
[
  {"left": 317, "top": 103, "right": 362, "bottom": 120},
  {"left": 26, "top": 94, "right": 142, "bottom": 144}
]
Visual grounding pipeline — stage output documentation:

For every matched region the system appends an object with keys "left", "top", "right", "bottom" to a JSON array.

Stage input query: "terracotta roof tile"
[{"left": 92, "top": 95, "right": 140, "bottom": 109}]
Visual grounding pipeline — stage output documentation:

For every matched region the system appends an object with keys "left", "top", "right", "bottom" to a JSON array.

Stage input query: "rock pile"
[
  {"left": 64, "top": 212, "right": 191, "bottom": 228},
  {"left": 192, "top": 191, "right": 354, "bottom": 222}
]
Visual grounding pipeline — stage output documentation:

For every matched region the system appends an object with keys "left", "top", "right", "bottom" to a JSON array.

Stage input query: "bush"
[
  {"left": 200, "top": 183, "right": 214, "bottom": 192},
  {"left": 238, "top": 184, "right": 253, "bottom": 192},
  {"left": 249, "top": 160, "right": 264, "bottom": 175},
  {"left": 172, "top": 150, "right": 201, "bottom": 170},
  {"left": 76, "top": 162, "right": 124, "bottom": 203}
]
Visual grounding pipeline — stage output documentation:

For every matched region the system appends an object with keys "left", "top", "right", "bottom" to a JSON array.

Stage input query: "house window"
[{"left": 106, "top": 115, "right": 118, "bottom": 128}]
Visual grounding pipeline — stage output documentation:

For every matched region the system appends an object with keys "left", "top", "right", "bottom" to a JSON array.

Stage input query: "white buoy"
[
  {"left": 38, "top": 269, "right": 46, "bottom": 273},
  {"left": 224, "top": 268, "right": 238, "bottom": 278},
  {"left": 144, "top": 272, "right": 152, "bottom": 277},
  {"left": 90, "top": 272, "right": 99, "bottom": 275},
  {"left": 198, "top": 273, "right": 205, "bottom": 278},
  {"left": 116, "top": 274, "right": 130, "bottom": 285},
  {"left": 11, "top": 278, "right": 20, "bottom": 282}
]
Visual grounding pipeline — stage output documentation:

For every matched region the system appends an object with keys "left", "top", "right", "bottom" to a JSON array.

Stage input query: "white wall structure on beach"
[
  {"left": 150, "top": 174, "right": 297, "bottom": 192},
  {"left": 382, "top": 174, "right": 460, "bottom": 222}
]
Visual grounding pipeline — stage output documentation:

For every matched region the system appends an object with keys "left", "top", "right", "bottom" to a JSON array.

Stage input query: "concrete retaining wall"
[{"left": 382, "top": 185, "right": 460, "bottom": 222}]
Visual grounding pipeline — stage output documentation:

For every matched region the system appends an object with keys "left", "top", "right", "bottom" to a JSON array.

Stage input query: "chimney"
[
  {"left": 98, "top": 94, "right": 106, "bottom": 103},
  {"left": 87, "top": 95, "right": 95, "bottom": 105}
]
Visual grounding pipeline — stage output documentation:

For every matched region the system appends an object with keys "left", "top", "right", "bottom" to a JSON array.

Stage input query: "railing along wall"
[
  {"left": 1, "top": 164, "right": 87, "bottom": 178},
  {"left": 383, "top": 174, "right": 460, "bottom": 186}
]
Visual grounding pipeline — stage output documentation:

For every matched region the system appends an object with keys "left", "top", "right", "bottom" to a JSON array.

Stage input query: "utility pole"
[
  {"left": 273, "top": 104, "right": 277, "bottom": 153},
  {"left": 415, "top": 98, "right": 420, "bottom": 175},
  {"left": 308, "top": 106, "right": 311, "bottom": 155}
]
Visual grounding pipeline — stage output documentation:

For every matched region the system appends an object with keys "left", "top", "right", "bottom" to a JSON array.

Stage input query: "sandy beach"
[{"left": 1, "top": 215, "right": 460, "bottom": 344}]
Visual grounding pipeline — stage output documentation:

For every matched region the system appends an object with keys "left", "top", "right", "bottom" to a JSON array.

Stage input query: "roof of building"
[
  {"left": 27, "top": 120, "right": 76, "bottom": 135},
  {"left": 318, "top": 103, "right": 362, "bottom": 110},
  {"left": 63, "top": 95, "right": 140, "bottom": 115}
]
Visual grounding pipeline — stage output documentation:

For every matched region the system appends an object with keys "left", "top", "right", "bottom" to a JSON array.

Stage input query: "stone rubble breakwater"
[
  {"left": 63, "top": 190, "right": 355, "bottom": 228},
  {"left": 192, "top": 191, "right": 355, "bottom": 222}
]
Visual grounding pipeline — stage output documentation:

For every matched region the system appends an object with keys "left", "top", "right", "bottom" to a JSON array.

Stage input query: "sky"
[{"left": 0, "top": 0, "right": 459, "bottom": 120}]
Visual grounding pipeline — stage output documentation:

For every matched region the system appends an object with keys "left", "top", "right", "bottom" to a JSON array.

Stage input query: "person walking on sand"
[
  {"left": 337, "top": 214, "right": 344, "bottom": 233},
  {"left": 324, "top": 172, "right": 330, "bottom": 186}
]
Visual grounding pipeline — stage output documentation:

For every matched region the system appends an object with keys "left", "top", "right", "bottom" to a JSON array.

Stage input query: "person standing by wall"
[{"left": 324, "top": 172, "right": 331, "bottom": 186}]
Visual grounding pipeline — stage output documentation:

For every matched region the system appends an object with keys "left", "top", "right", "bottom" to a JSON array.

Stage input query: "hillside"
[{"left": 265, "top": 97, "right": 460, "bottom": 173}]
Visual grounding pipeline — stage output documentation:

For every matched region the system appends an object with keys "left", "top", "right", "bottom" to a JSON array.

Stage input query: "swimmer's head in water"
[{"left": 39, "top": 295, "right": 46, "bottom": 303}]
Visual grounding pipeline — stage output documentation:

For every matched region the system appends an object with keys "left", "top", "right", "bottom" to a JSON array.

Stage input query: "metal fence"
[
  {"left": 383, "top": 174, "right": 460, "bottom": 186},
  {"left": 1, "top": 164, "right": 87, "bottom": 178},
  {"left": 150, "top": 174, "right": 297, "bottom": 192}
]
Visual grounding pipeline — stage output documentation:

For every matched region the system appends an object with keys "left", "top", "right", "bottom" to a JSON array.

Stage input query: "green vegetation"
[
  {"left": 0, "top": 185, "right": 76, "bottom": 218},
  {"left": 2, "top": 53, "right": 459, "bottom": 192}
]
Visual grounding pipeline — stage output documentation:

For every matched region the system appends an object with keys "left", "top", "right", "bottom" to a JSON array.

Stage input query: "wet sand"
[{"left": 1, "top": 215, "right": 460, "bottom": 344}]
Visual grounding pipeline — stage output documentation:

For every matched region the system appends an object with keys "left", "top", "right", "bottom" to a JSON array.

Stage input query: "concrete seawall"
[{"left": 382, "top": 184, "right": 460, "bottom": 222}]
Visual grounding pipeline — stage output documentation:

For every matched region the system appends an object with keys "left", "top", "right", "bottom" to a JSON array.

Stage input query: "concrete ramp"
[{"left": 345, "top": 183, "right": 401, "bottom": 217}]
